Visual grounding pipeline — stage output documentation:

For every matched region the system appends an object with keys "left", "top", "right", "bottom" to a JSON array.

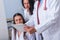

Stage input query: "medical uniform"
[
  {"left": 26, "top": 0, "right": 60, "bottom": 40},
  {"left": 23, "top": 9, "right": 32, "bottom": 22},
  {"left": 23, "top": 9, "right": 36, "bottom": 40}
]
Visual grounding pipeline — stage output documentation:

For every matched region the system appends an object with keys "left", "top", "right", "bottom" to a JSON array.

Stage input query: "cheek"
[
  {"left": 24, "top": 4, "right": 28, "bottom": 8},
  {"left": 24, "top": 4, "right": 30, "bottom": 9},
  {"left": 20, "top": 20, "right": 24, "bottom": 23},
  {"left": 28, "top": 4, "right": 30, "bottom": 8},
  {"left": 15, "top": 20, "right": 18, "bottom": 24}
]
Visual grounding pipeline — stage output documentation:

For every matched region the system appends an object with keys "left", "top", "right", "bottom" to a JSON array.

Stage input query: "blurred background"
[
  {"left": 0, "top": 0, "right": 24, "bottom": 40},
  {"left": 4, "top": 0, "right": 24, "bottom": 23}
]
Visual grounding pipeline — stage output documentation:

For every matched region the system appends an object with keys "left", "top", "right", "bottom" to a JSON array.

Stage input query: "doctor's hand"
[{"left": 24, "top": 25, "right": 36, "bottom": 34}]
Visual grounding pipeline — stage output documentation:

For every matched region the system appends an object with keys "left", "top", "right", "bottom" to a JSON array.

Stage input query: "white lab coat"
[
  {"left": 23, "top": 9, "right": 32, "bottom": 22},
  {"left": 23, "top": 9, "right": 36, "bottom": 40},
  {"left": 26, "top": 0, "right": 60, "bottom": 40}
]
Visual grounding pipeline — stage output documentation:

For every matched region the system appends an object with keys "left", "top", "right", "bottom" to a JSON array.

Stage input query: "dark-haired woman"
[
  {"left": 22, "top": 0, "right": 36, "bottom": 40},
  {"left": 22, "top": 0, "right": 34, "bottom": 22},
  {"left": 12, "top": 13, "right": 29, "bottom": 40}
]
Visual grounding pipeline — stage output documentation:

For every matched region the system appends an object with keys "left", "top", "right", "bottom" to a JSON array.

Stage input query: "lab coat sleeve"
[
  {"left": 25, "top": 1, "right": 38, "bottom": 26},
  {"left": 35, "top": 0, "right": 60, "bottom": 34},
  {"left": 25, "top": 15, "right": 34, "bottom": 26}
]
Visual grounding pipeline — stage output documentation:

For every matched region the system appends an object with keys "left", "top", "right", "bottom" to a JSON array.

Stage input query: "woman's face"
[
  {"left": 14, "top": 16, "right": 23, "bottom": 24},
  {"left": 23, "top": 0, "right": 30, "bottom": 9}
]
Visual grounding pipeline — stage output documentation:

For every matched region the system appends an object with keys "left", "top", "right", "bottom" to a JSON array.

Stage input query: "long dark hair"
[
  {"left": 22, "top": 0, "right": 34, "bottom": 15},
  {"left": 39, "top": 0, "right": 40, "bottom": 2},
  {"left": 13, "top": 13, "right": 25, "bottom": 24}
]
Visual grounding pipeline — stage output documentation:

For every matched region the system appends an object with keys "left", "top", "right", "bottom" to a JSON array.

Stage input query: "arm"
[
  {"left": 25, "top": 1, "right": 38, "bottom": 26},
  {"left": 25, "top": 14, "right": 34, "bottom": 26},
  {"left": 35, "top": 0, "right": 60, "bottom": 34}
]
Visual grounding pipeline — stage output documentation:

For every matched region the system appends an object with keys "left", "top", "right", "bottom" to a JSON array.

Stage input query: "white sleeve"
[
  {"left": 25, "top": 1, "right": 38, "bottom": 26},
  {"left": 35, "top": 0, "right": 60, "bottom": 34},
  {"left": 25, "top": 15, "right": 34, "bottom": 26}
]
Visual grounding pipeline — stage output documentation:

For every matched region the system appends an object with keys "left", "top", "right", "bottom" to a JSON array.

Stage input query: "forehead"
[
  {"left": 23, "top": 0, "right": 29, "bottom": 3},
  {"left": 14, "top": 16, "right": 22, "bottom": 19}
]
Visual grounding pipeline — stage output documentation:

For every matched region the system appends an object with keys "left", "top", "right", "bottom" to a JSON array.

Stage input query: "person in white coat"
[
  {"left": 24, "top": 0, "right": 60, "bottom": 40},
  {"left": 22, "top": 0, "right": 38, "bottom": 40},
  {"left": 22, "top": 0, "right": 34, "bottom": 22}
]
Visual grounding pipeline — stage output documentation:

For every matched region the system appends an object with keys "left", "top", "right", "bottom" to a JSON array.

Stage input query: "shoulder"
[
  {"left": 47, "top": 0, "right": 59, "bottom": 5},
  {"left": 34, "top": 1, "right": 38, "bottom": 8}
]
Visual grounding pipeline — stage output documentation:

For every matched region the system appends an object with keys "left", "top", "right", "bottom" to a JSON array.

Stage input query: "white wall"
[
  {"left": 0, "top": 0, "right": 8, "bottom": 40},
  {"left": 4, "top": 0, "right": 24, "bottom": 18},
  {"left": 0, "top": 0, "right": 24, "bottom": 40}
]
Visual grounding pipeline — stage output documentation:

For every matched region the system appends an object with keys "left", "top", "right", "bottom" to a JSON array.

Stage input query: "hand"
[{"left": 24, "top": 25, "right": 36, "bottom": 34}]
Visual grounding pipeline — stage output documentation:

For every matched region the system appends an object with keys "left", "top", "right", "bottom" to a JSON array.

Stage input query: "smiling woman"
[
  {"left": 13, "top": 13, "right": 25, "bottom": 24},
  {"left": 22, "top": 0, "right": 34, "bottom": 21},
  {"left": 11, "top": 13, "right": 26, "bottom": 40}
]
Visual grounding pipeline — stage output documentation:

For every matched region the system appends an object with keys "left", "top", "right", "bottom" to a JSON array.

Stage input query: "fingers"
[
  {"left": 24, "top": 26, "right": 30, "bottom": 32},
  {"left": 28, "top": 27, "right": 36, "bottom": 34},
  {"left": 24, "top": 27, "right": 35, "bottom": 34},
  {"left": 24, "top": 27, "right": 28, "bottom": 32},
  {"left": 24, "top": 25, "right": 36, "bottom": 34}
]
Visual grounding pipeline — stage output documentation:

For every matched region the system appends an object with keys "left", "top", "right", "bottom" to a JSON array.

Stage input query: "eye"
[
  {"left": 24, "top": 3, "right": 29, "bottom": 4},
  {"left": 19, "top": 18, "right": 23, "bottom": 21},
  {"left": 19, "top": 19, "right": 21, "bottom": 20},
  {"left": 16, "top": 19, "right": 18, "bottom": 21}
]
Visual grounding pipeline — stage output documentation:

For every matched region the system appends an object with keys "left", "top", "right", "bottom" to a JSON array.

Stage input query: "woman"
[
  {"left": 12, "top": 13, "right": 27, "bottom": 40},
  {"left": 13, "top": 13, "right": 25, "bottom": 24},
  {"left": 22, "top": 0, "right": 34, "bottom": 22},
  {"left": 22, "top": 0, "right": 36, "bottom": 40}
]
